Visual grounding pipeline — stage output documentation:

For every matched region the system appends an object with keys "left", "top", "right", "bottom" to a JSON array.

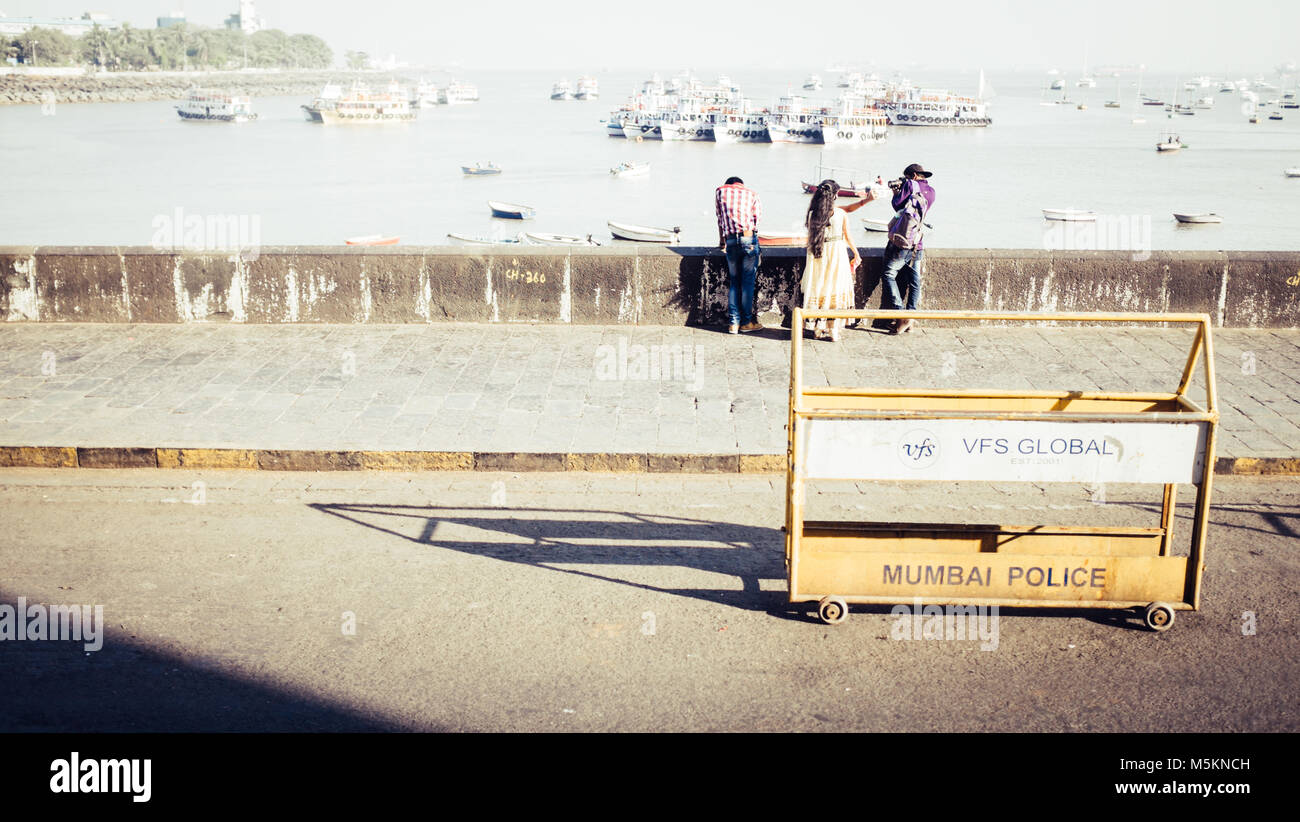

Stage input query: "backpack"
[{"left": 887, "top": 187, "right": 928, "bottom": 250}]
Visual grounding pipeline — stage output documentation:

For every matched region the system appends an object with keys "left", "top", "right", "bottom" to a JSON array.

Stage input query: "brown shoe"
[
  {"left": 728, "top": 323, "right": 739, "bottom": 335},
  {"left": 740, "top": 322, "right": 764, "bottom": 333}
]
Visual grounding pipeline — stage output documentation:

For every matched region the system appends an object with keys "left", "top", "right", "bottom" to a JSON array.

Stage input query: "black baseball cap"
[{"left": 903, "top": 163, "right": 933, "bottom": 178}]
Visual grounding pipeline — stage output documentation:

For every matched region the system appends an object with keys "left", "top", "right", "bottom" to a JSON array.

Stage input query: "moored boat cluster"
[{"left": 604, "top": 71, "right": 991, "bottom": 145}]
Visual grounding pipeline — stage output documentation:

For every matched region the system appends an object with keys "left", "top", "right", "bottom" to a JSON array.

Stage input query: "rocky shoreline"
[{"left": 0, "top": 70, "right": 400, "bottom": 105}]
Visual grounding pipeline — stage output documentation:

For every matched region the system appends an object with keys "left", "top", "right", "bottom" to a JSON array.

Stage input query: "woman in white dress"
[{"left": 801, "top": 180, "right": 862, "bottom": 341}]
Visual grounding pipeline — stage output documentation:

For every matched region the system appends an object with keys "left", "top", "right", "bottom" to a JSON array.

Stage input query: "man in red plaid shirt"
[{"left": 715, "top": 176, "right": 764, "bottom": 334}]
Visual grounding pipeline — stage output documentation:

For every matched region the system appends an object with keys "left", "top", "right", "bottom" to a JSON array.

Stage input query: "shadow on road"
[{"left": 311, "top": 503, "right": 788, "bottom": 613}]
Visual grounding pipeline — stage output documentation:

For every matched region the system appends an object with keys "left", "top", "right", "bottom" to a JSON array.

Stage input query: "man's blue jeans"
[
  {"left": 725, "top": 235, "right": 761, "bottom": 326},
  {"left": 881, "top": 245, "right": 923, "bottom": 311}
]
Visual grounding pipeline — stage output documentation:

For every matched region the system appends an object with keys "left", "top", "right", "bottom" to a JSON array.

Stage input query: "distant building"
[
  {"left": 0, "top": 11, "right": 119, "bottom": 36},
  {"left": 157, "top": 11, "right": 187, "bottom": 29},
  {"left": 224, "top": 0, "right": 265, "bottom": 34}
]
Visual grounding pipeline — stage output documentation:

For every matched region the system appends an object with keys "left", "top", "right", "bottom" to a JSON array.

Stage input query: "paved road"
[
  {"left": 1, "top": 469, "right": 1295, "bottom": 732},
  {"left": 1, "top": 323, "right": 1297, "bottom": 458}
]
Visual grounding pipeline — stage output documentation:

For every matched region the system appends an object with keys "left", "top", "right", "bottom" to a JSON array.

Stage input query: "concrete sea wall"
[{"left": 1, "top": 246, "right": 1296, "bottom": 327}]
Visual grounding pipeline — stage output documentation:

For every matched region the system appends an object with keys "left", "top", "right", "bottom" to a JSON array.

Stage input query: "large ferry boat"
[
  {"left": 819, "top": 101, "right": 889, "bottom": 144},
  {"left": 711, "top": 110, "right": 770, "bottom": 143},
  {"left": 882, "top": 89, "right": 991, "bottom": 127},
  {"left": 766, "top": 96, "right": 823, "bottom": 143},
  {"left": 308, "top": 83, "right": 415, "bottom": 124},
  {"left": 177, "top": 89, "right": 256, "bottom": 122},
  {"left": 657, "top": 98, "right": 715, "bottom": 141}
]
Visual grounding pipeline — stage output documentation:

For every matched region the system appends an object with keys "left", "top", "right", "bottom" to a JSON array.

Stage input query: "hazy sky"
[{"left": 4, "top": 0, "right": 1298, "bottom": 73}]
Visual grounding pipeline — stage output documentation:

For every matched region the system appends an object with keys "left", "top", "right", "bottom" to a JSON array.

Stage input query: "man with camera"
[{"left": 881, "top": 163, "right": 936, "bottom": 334}]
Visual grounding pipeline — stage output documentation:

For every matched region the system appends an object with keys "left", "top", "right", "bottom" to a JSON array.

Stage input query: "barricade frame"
[{"left": 786, "top": 309, "right": 1219, "bottom": 631}]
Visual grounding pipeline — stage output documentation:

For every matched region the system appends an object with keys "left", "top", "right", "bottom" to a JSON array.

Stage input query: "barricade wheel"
[
  {"left": 818, "top": 596, "right": 849, "bottom": 625},
  {"left": 1143, "top": 602, "right": 1175, "bottom": 632}
]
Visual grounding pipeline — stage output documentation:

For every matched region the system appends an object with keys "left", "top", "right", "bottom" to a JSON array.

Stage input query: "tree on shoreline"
[{"left": 5, "top": 22, "right": 332, "bottom": 71}]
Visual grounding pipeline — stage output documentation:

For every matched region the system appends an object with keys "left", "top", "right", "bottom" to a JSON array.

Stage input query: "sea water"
[{"left": 2, "top": 68, "right": 1296, "bottom": 250}]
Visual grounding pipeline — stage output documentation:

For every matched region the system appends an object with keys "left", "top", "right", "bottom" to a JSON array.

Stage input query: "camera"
[{"left": 887, "top": 177, "right": 904, "bottom": 190}]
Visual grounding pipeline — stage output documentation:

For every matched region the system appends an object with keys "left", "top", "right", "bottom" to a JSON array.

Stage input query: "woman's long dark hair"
[{"left": 805, "top": 179, "right": 839, "bottom": 258}]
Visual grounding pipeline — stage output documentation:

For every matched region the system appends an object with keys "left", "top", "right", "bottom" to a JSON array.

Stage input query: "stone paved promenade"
[{"left": 0, "top": 322, "right": 1297, "bottom": 461}]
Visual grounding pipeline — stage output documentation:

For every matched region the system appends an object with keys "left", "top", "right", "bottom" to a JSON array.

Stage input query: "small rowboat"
[
  {"left": 462, "top": 162, "right": 502, "bottom": 176},
  {"left": 861, "top": 218, "right": 891, "bottom": 232},
  {"left": 1285, "top": 168, "right": 1300, "bottom": 178},
  {"left": 608, "top": 220, "right": 681, "bottom": 244},
  {"left": 610, "top": 160, "right": 650, "bottom": 177},
  {"left": 801, "top": 180, "right": 871, "bottom": 198},
  {"left": 525, "top": 232, "right": 600, "bottom": 246},
  {"left": 488, "top": 200, "right": 536, "bottom": 220},
  {"left": 1155, "top": 137, "right": 1184, "bottom": 151},
  {"left": 1173, "top": 213, "right": 1223, "bottom": 224},
  {"left": 345, "top": 234, "right": 400, "bottom": 245},
  {"left": 757, "top": 230, "right": 807, "bottom": 248},
  {"left": 447, "top": 232, "right": 528, "bottom": 245},
  {"left": 1042, "top": 208, "right": 1097, "bottom": 222}
]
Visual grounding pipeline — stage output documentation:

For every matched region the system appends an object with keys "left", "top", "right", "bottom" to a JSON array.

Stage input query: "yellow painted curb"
[
  {"left": 739, "top": 454, "right": 786, "bottom": 473},
  {"left": 0, "top": 446, "right": 78, "bottom": 468},
  {"left": 564, "top": 453, "right": 647, "bottom": 472},
  {"left": 360, "top": 451, "right": 474, "bottom": 470},
  {"left": 158, "top": 448, "right": 259, "bottom": 469}
]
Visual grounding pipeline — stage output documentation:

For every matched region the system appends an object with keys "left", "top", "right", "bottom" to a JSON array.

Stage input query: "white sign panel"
[{"left": 800, "top": 418, "right": 1207, "bottom": 483}]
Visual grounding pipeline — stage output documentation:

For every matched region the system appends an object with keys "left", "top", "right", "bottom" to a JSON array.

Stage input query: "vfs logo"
[{"left": 898, "top": 429, "right": 940, "bottom": 469}]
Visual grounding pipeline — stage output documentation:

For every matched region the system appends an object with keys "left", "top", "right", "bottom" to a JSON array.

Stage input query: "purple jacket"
[{"left": 891, "top": 178, "right": 936, "bottom": 250}]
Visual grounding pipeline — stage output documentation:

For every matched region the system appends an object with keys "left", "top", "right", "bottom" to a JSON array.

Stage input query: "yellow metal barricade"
[{"left": 786, "top": 309, "right": 1219, "bottom": 631}]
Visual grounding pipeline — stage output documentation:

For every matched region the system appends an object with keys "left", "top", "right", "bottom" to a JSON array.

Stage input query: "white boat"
[
  {"left": 608, "top": 221, "right": 681, "bottom": 244},
  {"left": 411, "top": 79, "right": 442, "bottom": 109},
  {"left": 442, "top": 81, "right": 478, "bottom": 105},
  {"left": 610, "top": 160, "right": 650, "bottom": 178},
  {"left": 1173, "top": 213, "right": 1223, "bottom": 224},
  {"left": 314, "top": 83, "right": 415, "bottom": 124},
  {"left": 575, "top": 76, "right": 599, "bottom": 100},
  {"left": 861, "top": 218, "right": 891, "bottom": 232},
  {"left": 551, "top": 80, "right": 573, "bottom": 101},
  {"left": 1285, "top": 168, "right": 1300, "bottom": 177},
  {"left": 1042, "top": 208, "right": 1097, "bottom": 222},
  {"left": 820, "top": 106, "right": 890, "bottom": 145},
  {"left": 1050, "top": 79, "right": 1065, "bottom": 91},
  {"left": 621, "top": 116, "right": 662, "bottom": 140},
  {"left": 447, "top": 232, "right": 527, "bottom": 245},
  {"left": 345, "top": 234, "right": 399, "bottom": 246},
  {"left": 657, "top": 108, "right": 714, "bottom": 141},
  {"left": 883, "top": 87, "right": 991, "bottom": 127},
  {"left": 803, "top": 74, "right": 823, "bottom": 91},
  {"left": 1156, "top": 136, "right": 1185, "bottom": 151},
  {"left": 525, "top": 232, "right": 600, "bottom": 246},
  {"left": 767, "top": 96, "right": 823, "bottom": 143},
  {"left": 711, "top": 111, "right": 770, "bottom": 143},
  {"left": 176, "top": 88, "right": 256, "bottom": 122},
  {"left": 461, "top": 162, "right": 502, "bottom": 176}
]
